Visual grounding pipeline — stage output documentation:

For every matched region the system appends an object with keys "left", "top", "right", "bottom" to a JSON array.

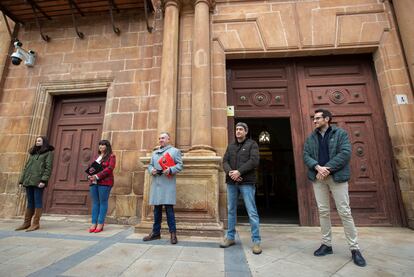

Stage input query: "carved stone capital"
[
  {"left": 194, "top": 0, "right": 215, "bottom": 8},
  {"left": 161, "top": 0, "right": 181, "bottom": 9}
]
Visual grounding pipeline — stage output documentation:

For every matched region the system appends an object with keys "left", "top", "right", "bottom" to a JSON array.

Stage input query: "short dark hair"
[
  {"left": 236, "top": 122, "right": 249, "bottom": 133},
  {"left": 98, "top": 139, "right": 113, "bottom": 161},
  {"left": 314, "top": 109, "right": 332, "bottom": 123}
]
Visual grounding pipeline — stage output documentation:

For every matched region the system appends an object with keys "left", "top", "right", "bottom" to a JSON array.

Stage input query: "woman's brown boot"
[
  {"left": 15, "top": 208, "right": 34, "bottom": 231},
  {"left": 26, "top": 208, "right": 42, "bottom": 232}
]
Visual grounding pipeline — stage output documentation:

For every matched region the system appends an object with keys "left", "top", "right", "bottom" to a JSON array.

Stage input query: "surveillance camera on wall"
[{"left": 11, "top": 41, "right": 36, "bottom": 67}]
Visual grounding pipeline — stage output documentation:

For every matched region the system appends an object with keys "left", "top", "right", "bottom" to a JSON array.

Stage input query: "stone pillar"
[
  {"left": 189, "top": 0, "right": 215, "bottom": 154},
  {"left": 137, "top": 155, "right": 223, "bottom": 236},
  {"left": 157, "top": 0, "right": 180, "bottom": 143},
  {"left": 136, "top": 0, "right": 223, "bottom": 236},
  {"left": 393, "top": 0, "right": 414, "bottom": 88}
]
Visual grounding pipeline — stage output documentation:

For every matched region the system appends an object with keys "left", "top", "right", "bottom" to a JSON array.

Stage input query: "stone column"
[
  {"left": 157, "top": 0, "right": 180, "bottom": 143},
  {"left": 189, "top": 0, "right": 215, "bottom": 154},
  {"left": 393, "top": 0, "right": 414, "bottom": 88}
]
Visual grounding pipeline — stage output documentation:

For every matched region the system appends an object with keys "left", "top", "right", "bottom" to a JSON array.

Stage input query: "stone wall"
[
  {"left": 0, "top": 11, "right": 162, "bottom": 223},
  {"left": 0, "top": 0, "right": 412, "bottom": 228},
  {"left": 212, "top": 0, "right": 413, "bottom": 227}
]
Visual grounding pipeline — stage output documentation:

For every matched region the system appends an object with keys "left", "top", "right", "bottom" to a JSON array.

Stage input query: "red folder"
[{"left": 158, "top": 152, "right": 176, "bottom": 178}]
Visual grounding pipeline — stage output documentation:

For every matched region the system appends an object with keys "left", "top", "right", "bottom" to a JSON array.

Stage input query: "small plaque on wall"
[
  {"left": 396, "top": 94, "right": 409, "bottom": 105},
  {"left": 227, "top": 106, "right": 235, "bottom": 116}
]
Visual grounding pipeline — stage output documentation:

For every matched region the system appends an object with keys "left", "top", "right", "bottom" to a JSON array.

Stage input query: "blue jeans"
[
  {"left": 26, "top": 186, "right": 44, "bottom": 209},
  {"left": 152, "top": 205, "right": 176, "bottom": 234},
  {"left": 90, "top": 185, "right": 112, "bottom": 224},
  {"left": 226, "top": 184, "right": 261, "bottom": 243}
]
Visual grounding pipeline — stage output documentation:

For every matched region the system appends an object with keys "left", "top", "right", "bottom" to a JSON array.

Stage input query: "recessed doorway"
[{"left": 236, "top": 118, "right": 299, "bottom": 224}]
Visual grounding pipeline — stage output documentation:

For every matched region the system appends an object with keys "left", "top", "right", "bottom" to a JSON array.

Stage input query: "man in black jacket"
[{"left": 220, "top": 122, "right": 262, "bottom": 254}]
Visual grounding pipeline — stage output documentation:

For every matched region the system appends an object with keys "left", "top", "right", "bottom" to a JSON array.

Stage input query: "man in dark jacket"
[
  {"left": 303, "top": 109, "right": 366, "bottom": 267},
  {"left": 220, "top": 122, "right": 262, "bottom": 255}
]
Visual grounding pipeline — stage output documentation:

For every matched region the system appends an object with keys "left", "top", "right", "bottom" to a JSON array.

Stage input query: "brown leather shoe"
[
  {"left": 143, "top": 232, "right": 161, "bottom": 241},
  {"left": 170, "top": 232, "right": 178, "bottom": 244}
]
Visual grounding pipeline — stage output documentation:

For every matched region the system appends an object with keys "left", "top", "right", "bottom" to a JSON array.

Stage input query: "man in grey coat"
[
  {"left": 143, "top": 132, "right": 183, "bottom": 244},
  {"left": 303, "top": 109, "right": 366, "bottom": 267}
]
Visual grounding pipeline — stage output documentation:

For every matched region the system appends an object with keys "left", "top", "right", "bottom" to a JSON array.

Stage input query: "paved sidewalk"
[{"left": 0, "top": 217, "right": 413, "bottom": 276}]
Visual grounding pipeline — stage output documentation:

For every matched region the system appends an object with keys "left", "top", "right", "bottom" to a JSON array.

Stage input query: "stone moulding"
[
  {"left": 15, "top": 78, "right": 113, "bottom": 215},
  {"left": 136, "top": 155, "right": 224, "bottom": 236}
]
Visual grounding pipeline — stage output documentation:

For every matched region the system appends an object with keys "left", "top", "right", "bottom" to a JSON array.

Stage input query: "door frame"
[
  {"left": 15, "top": 79, "right": 112, "bottom": 215},
  {"left": 226, "top": 56, "right": 406, "bottom": 226},
  {"left": 226, "top": 61, "right": 312, "bottom": 225},
  {"left": 44, "top": 94, "right": 106, "bottom": 214}
]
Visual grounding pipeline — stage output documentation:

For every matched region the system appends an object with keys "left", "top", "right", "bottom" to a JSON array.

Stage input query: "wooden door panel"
[
  {"left": 308, "top": 85, "right": 368, "bottom": 106},
  {"left": 298, "top": 58, "right": 402, "bottom": 226},
  {"left": 304, "top": 64, "right": 362, "bottom": 77},
  {"left": 55, "top": 128, "right": 77, "bottom": 185},
  {"left": 228, "top": 56, "right": 403, "bottom": 226},
  {"left": 234, "top": 88, "right": 289, "bottom": 109},
  {"left": 77, "top": 127, "right": 102, "bottom": 186},
  {"left": 331, "top": 116, "right": 388, "bottom": 223},
  {"left": 45, "top": 96, "right": 105, "bottom": 215},
  {"left": 61, "top": 101, "right": 104, "bottom": 117}
]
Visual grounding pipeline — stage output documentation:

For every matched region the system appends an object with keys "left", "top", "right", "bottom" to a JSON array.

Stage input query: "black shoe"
[
  {"left": 351, "top": 250, "right": 367, "bottom": 267},
  {"left": 170, "top": 232, "right": 178, "bottom": 244},
  {"left": 143, "top": 232, "right": 161, "bottom": 241},
  {"left": 314, "top": 244, "right": 333, "bottom": 256}
]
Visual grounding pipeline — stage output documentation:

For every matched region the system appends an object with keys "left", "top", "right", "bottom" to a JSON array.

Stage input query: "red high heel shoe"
[
  {"left": 89, "top": 225, "right": 97, "bottom": 233},
  {"left": 94, "top": 224, "right": 104, "bottom": 233}
]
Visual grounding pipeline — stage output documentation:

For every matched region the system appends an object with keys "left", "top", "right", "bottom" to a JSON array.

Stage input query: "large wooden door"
[
  {"left": 45, "top": 95, "right": 105, "bottom": 214},
  {"left": 227, "top": 55, "right": 404, "bottom": 226},
  {"left": 226, "top": 61, "right": 311, "bottom": 225},
  {"left": 297, "top": 56, "right": 404, "bottom": 226}
]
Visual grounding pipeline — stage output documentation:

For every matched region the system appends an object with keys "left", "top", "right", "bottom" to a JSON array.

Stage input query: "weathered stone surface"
[
  {"left": 120, "top": 151, "right": 140, "bottom": 172},
  {"left": 112, "top": 172, "right": 132, "bottom": 195},
  {"left": 136, "top": 155, "right": 223, "bottom": 236},
  {"left": 0, "top": 0, "right": 413, "bottom": 229},
  {"left": 393, "top": 0, "right": 414, "bottom": 89},
  {"left": 338, "top": 14, "right": 389, "bottom": 46},
  {"left": 132, "top": 170, "right": 145, "bottom": 195},
  {"left": 111, "top": 131, "right": 142, "bottom": 150},
  {"left": 115, "top": 195, "right": 138, "bottom": 217},
  {"left": 0, "top": 194, "right": 18, "bottom": 218},
  {"left": 215, "top": 22, "right": 263, "bottom": 51},
  {"left": 257, "top": 8, "right": 300, "bottom": 50}
]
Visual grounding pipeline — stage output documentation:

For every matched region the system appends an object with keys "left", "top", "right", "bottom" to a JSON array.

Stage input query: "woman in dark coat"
[
  {"left": 16, "top": 136, "right": 54, "bottom": 232},
  {"left": 87, "top": 140, "right": 116, "bottom": 233}
]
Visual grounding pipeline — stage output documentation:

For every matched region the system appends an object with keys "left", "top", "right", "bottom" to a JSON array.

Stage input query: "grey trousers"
[{"left": 312, "top": 176, "right": 360, "bottom": 250}]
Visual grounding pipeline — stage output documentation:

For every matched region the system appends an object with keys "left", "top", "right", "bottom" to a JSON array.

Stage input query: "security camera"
[{"left": 11, "top": 41, "right": 36, "bottom": 67}]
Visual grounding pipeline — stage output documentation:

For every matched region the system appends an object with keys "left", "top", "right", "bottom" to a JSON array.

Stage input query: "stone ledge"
[{"left": 135, "top": 220, "right": 224, "bottom": 237}]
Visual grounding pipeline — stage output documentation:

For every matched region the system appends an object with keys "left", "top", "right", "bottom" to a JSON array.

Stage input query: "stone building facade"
[{"left": 0, "top": 0, "right": 413, "bottom": 233}]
